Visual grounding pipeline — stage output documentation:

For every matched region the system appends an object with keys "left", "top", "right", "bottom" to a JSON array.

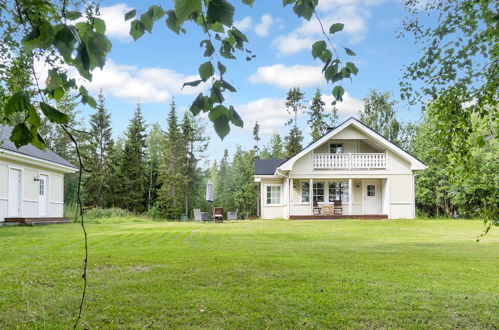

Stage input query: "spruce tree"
[
  {"left": 308, "top": 88, "right": 337, "bottom": 141},
  {"left": 261, "top": 132, "right": 286, "bottom": 159},
  {"left": 116, "top": 104, "right": 148, "bottom": 212},
  {"left": 181, "top": 111, "right": 208, "bottom": 217},
  {"left": 146, "top": 123, "right": 165, "bottom": 209},
  {"left": 83, "top": 90, "right": 114, "bottom": 208},
  {"left": 157, "top": 101, "right": 189, "bottom": 219}
]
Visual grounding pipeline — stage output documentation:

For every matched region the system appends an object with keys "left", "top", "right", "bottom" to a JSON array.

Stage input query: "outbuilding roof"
[
  {"left": 0, "top": 124, "right": 77, "bottom": 169},
  {"left": 254, "top": 159, "right": 287, "bottom": 175}
]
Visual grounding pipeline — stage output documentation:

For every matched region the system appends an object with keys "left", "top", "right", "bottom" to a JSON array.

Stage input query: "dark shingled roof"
[
  {"left": 254, "top": 159, "right": 287, "bottom": 175},
  {"left": 0, "top": 125, "right": 77, "bottom": 169}
]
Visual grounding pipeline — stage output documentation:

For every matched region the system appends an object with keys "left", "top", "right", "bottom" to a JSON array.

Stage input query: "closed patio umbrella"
[{"left": 206, "top": 180, "right": 214, "bottom": 202}]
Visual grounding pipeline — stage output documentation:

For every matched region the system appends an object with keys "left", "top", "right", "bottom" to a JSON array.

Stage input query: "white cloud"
[
  {"left": 99, "top": 4, "right": 134, "bottom": 42},
  {"left": 234, "top": 16, "right": 253, "bottom": 31},
  {"left": 254, "top": 14, "right": 275, "bottom": 36},
  {"left": 236, "top": 98, "right": 288, "bottom": 135},
  {"left": 322, "top": 92, "right": 363, "bottom": 115},
  {"left": 272, "top": 34, "right": 315, "bottom": 56},
  {"left": 249, "top": 64, "right": 325, "bottom": 89},
  {"left": 81, "top": 60, "right": 208, "bottom": 104},
  {"left": 272, "top": 0, "right": 390, "bottom": 55}
]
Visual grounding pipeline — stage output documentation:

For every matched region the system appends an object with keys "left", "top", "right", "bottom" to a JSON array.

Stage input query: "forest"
[{"left": 46, "top": 87, "right": 497, "bottom": 222}]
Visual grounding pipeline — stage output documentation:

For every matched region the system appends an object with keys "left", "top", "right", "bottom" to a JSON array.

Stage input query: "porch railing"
[{"left": 314, "top": 153, "right": 387, "bottom": 169}]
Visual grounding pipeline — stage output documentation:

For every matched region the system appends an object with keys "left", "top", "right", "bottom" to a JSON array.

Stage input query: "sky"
[{"left": 74, "top": 0, "right": 425, "bottom": 162}]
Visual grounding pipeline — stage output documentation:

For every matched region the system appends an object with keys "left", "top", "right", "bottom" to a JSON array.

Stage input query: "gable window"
[
  {"left": 328, "top": 181, "right": 349, "bottom": 202},
  {"left": 266, "top": 185, "right": 281, "bottom": 205},
  {"left": 330, "top": 143, "right": 343, "bottom": 153},
  {"left": 313, "top": 182, "right": 324, "bottom": 202},
  {"left": 301, "top": 182, "right": 310, "bottom": 203}
]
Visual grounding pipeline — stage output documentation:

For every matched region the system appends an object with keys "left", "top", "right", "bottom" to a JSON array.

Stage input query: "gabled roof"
[
  {"left": 254, "top": 159, "right": 286, "bottom": 175},
  {"left": 0, "top": 124, "right": 77, "bottom": 170},
  {"left": 276, "top": 117, "right": 427, "bottom": 173}
]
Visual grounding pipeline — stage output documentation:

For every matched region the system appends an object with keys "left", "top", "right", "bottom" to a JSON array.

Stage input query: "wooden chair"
[
  {"left": 212, "top": 207, "right": 224, "bottom": 223},
  {"left": 313, "top": 200, "right": 322, "bottom": 215},
  {"left": 333, "top": 200, "right": 342, "bottom": 215}
]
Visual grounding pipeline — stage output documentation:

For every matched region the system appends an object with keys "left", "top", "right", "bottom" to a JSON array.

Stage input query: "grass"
[{"left": 0, "top": 219, "right": 498, "bottom": 329}]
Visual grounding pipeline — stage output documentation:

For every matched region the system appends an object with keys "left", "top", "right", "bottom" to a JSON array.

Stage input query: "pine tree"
[
  {"left": 360, "top": 89, "right": 401, "bottom": 144},
  {"left": 83, "top": 90, "right": 115, "bottom": 208},
  {"left": 284, "top": 87, "right": 305, "bottom": 157},
  {"left": 116, "top": 104, "right": 148, "bottom": 212},
  {"left": 252, "top": 121, "right": 260, "bottom": 158},
  {"left": 308, "top": 88, "right": 337, "bottom": 141},
  {"left": 231, "top": 147, "right": 258, "bottom": 218},
  {"left": 157, "top": 101, "right": 189, "bottom": 219}
]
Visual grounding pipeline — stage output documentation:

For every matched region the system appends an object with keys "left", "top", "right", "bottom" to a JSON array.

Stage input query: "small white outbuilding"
[{"left": 0, "top": 125, "right": 78, "bottom": 224}]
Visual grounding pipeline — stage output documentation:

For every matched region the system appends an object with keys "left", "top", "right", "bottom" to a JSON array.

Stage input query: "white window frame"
[
  {"left": 313, "top": 181, "right": 325, "bottom": 203},
  {"left": 328, "top": 181, "right": 349, "bottom": 203},
  {"left": 329, "top": 143, "right": 343, "bottom": 154},
  {"left": 301, "top": 181, "right": 310, "bottom": 203},
  {"left": 265, "top": 184, "right": 282, "bottom": 206}
]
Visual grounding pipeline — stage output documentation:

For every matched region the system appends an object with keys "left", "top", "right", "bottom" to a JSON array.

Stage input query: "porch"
[
  {"left": 286, "top": 178, "right": 389, "bottom": 218},
  {"left": 4, "top": 217, "right": 70, "bottom": 226}
]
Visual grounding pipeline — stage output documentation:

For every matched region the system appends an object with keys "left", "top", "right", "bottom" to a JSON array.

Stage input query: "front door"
[
  {"left": 8, "top": 169, "right": 22, "bottom": 217},
  {"left": 38, "top": 175, "right": 48, "bottom": 216},
  {"left": 363, "top": 180, "right": 380, "bottom": 214}
]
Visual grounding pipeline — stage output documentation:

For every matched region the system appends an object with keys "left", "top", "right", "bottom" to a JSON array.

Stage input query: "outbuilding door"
[
  {"left": 362, "top": 180, "right": 381, "bottom": 214},
  {"left": 8, "top": 168, "right": 22, "bottom": 217},
  {"left": 38, "top": 175, "right": 48, "bottom": 216}
]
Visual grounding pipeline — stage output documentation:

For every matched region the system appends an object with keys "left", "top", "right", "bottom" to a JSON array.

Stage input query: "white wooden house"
[
  {"left": 0, "top": 125, "right": 78, "bottom": 224},
  {"left": 254, "top": 117, "right": 427, "bottom": 220}
]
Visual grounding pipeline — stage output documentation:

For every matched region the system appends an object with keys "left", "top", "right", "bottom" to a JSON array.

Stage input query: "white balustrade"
[{"left": 314, "top": 153, "right": 386, "bottom": 169}]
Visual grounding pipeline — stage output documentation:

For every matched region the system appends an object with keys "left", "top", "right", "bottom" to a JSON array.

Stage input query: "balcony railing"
[{"left": 314, "top": 153, "right": 387, "bottom": 169}]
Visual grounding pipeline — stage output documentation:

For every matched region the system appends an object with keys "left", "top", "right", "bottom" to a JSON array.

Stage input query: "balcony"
[{"left": 314, "top": 153, "right": 387, "bottom": 170}]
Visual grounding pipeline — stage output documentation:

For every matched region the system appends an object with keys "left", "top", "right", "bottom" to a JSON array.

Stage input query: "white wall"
[
  {"left": 0, "top": 157, "right": 66, "bottom": 221},
  {"left": 260, "top": 178, "right": 285, "bottom": 219},
  {"left": 389, "top": 174, "right": 414, "bottom": 219}
]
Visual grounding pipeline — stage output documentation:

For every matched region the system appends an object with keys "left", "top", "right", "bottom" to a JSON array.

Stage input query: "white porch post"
[
  {"left": 348, "top": 178, "right": 353, "bottom": 215},
  {"left": 309, "top": 178, "right": 313, "bottom": 215},
  {"left": 284, "top": 178, "right": 290, "bottom": 219},
  {"left": 289, "top": 179, "right": 293, "bottom": 217}
]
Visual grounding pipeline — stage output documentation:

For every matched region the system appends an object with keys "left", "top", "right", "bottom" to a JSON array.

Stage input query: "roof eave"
[{"left": 0, "top": 148, "right": 78, "bottom": 173}]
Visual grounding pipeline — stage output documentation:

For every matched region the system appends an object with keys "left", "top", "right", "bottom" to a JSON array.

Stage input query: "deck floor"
[
  {"left": 4, "top": 217, "right": 70, "bottom": 225},
  {"left": 289, "top": 214, "right": 388, "bottom": 220}
]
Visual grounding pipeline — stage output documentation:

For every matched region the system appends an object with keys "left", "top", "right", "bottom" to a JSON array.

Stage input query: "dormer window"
[{"left": 329, "top": 143, "right": 343, "bottom": 153}]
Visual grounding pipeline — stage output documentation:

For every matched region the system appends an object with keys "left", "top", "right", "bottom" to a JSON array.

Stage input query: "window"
[
  {"left": 301, "top": 182, "right": 310, "bottom": 203},
  {"left": 328, "top": 181, "right": 349, "bottom": 202},
  {"left": 266, "top": 185, "right": 281, "bottom": 205},
  {"left": 367, "top": 184, "right": 375, "bottom": 197},
  {"left": 39, "top": 179, "right": 45, "bottom": 196},
  {"left": 329, "top": 143, "right": 343, "bottom": 153},
  {"left": 313, "top": 182, "right": 324, "bottom": 202}
]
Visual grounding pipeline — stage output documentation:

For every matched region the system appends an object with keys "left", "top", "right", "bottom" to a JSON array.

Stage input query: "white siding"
[
  {"left": 260, "top": 178, "right": 285, "bottom": 219},
  {"left": 0, "top": 156, "right": 67, "bottom": 221},
  {"left": 389, "top": 174, "right": 413, "bottom": 219}
]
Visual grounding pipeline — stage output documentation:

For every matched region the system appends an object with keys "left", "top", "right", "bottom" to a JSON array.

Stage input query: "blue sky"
[{"left": 75, "top": 0, "right": 425, "bottom": 162}]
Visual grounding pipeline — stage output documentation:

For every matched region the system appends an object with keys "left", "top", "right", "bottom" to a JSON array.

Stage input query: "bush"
[{"left": 84, "top": 207, "right": 135, "bottom": 219}]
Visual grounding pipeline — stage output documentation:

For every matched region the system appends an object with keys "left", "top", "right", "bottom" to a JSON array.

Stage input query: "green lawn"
[{"left": 0, "top": 219, "right": 498, "bottom": 329}]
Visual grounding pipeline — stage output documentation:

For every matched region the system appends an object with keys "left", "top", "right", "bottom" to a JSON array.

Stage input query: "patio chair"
[
  {"left": 227, "top": 209, "right": 238, "bottom": 220},
  {"left": 333, "top": 200, "right": 343, "bottom": 215},
  {"left": 313, "top": 200, "right": 322, "bottom": 215},
  {"left": 194, "top": 209, "right": 210, "bottom": 222},
  {"left": 212, "top": 207, "right": 224, "bottom": 223}
]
